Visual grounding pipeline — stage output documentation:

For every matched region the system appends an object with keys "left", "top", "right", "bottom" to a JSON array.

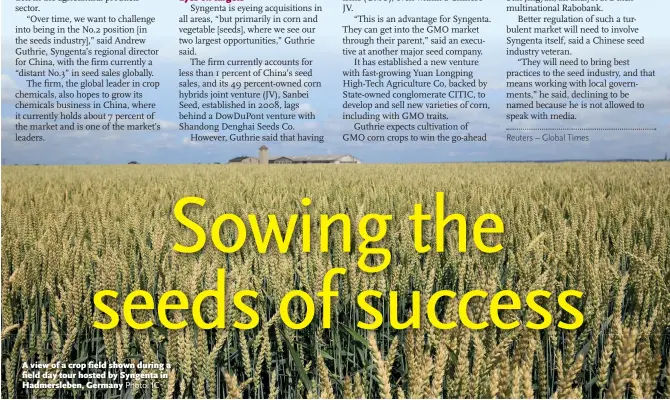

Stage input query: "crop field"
[{"left": 2, "top": 163, "right": 669, "bottom": 399}]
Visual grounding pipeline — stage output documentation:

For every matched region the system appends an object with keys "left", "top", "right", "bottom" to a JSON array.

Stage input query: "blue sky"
[{"left": 2, "top": 0, "right": 669, "bottom": 164}]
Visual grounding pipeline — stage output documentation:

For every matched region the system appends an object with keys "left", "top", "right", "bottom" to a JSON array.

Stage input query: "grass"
[{"left": 1, "top": 163, "right": 669, "bottom": 399}]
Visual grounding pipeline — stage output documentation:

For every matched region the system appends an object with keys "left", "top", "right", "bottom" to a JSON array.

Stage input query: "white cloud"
[
  {"left": 297, "top": 103, "right": 313, "bottom": 113},
  {"left": 2, "top": 74, "right": 17, "bottom": 102}
]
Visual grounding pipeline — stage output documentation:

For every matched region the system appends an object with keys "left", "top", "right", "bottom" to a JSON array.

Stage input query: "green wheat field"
[{"left": 2, "top": 163, "right": 669, "bottom": 399}]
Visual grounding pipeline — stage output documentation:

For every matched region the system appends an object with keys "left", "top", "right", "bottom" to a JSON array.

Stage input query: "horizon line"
[{"left": 2, "top": 158, "right": 669, "bottom": 166}]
